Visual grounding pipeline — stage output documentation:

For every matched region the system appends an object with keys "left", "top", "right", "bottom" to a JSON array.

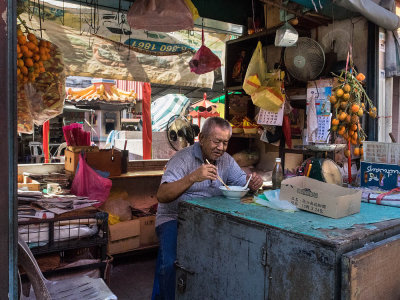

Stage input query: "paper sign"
[
  {"left": 257, "top": 106, "right": 284, "bottom": 126},
  {"left": 307, "top": 86, "right": 331, "bottom": 116},
  {"left": 315, "top": 114, "right": 331, "bottom": 143}
]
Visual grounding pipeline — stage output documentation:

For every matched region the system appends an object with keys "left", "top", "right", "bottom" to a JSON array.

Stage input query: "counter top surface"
[
  {"left": 110, "top": 170, "right": 164, "bottom": 179},
  {"left": 183, "top": 196, "right": 400, "bottom": 243}
]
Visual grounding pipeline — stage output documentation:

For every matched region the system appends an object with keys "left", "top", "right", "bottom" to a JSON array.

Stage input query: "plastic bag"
[
  {"left": 243, "top": 41, "right": 266, "bottom": 95},
  {"left": 17, "top": 39, "right": 65, "bottom": 133},
  {"left": 189, "top": 29, "right": 221, "bottom": 75},
  {"left": 251, "top": 86, "right": 284, "bottom": 113},
  {"left": 71, "top": 154, "right": 112, "bottom": 208},
  {"left": 127, "top": 0, "right": 194, "bottom": 32},
  {"left": 184, "top": 0, "right": 200, "bottom": 21},
  {"left": 253, "top": 190, "right": 298, "bottom": 212}
]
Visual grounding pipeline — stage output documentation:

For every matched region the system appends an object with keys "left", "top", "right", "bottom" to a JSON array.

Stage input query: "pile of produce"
[
  {"left": 17, "top": 24, "right": 65, "bottom": 134},
  {"left": 329, "top": 68, "right": 377, "bottom": 157},
  {"left": 17, "top": 28, "right": 52, "bottom": 84}
]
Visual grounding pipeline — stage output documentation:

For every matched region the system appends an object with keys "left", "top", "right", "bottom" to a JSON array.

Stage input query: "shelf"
[
  {"left": 225, "top": 85, "right": 244, "bottom": 91},
  {"left": 232, "top": 133, "right": 259, "bottom": 139}
]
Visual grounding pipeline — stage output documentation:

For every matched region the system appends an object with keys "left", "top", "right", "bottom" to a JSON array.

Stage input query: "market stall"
[{"left": 4, "top": 0, "right": 400, "bottom": 298}]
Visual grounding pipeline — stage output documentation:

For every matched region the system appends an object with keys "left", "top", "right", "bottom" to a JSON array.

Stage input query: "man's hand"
[
  {"left": 247, "top": 172, "right": 263, "bottom": 191},
  {"left": 189, "top": 164, "right": 218, "bottom": 183}
]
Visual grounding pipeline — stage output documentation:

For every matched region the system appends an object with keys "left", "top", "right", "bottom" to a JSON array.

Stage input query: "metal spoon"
[{"left": 244, "top": 174, "right": 252, "bottom": 189}]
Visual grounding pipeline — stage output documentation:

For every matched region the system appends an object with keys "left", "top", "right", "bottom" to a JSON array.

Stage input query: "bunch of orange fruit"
[
  {"left": 17, "top": 28, "right": 52, "bottom": 84},
  {"left": 329, "top": 70, "right": 377, "bottom": 157}
]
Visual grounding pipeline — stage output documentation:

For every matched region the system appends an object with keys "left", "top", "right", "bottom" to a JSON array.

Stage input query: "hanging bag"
[
  {"left": 243, "top": 41, "right": 266, "bottom": 95},
  {"left": 71, "top": 153, "right": 112, "bottom": 208},
  {"left": 127, "top": 0, "right": 194, "bottom": 32},
  {"left": 189, "top": 26, "right": 221, "bottom": 75}
]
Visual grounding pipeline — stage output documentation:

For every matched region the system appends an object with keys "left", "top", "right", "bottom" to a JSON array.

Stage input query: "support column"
[{"left": 0, "top": 0, "right": 18, "bottom": 298}]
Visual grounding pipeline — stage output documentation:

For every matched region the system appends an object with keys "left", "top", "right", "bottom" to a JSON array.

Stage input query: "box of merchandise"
[
  {"left": 138, "top": 215, "right": 158, "bottom": 247},
  {"left": 360, "top": 161, "right": 400, "bottom": 191},
  {"left": 65, "top": 147, "right": 121, "bottom": 177},
  {"left": 280, "top": 176, "right": 361, "bottom": 219},
  {"left": 107, "top": 219, "right": 140, "bottom": 255}
]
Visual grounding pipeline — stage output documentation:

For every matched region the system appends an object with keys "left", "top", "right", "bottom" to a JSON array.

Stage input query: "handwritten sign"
[{"left": 361, "top": 162, "right": 400, "bottom": 190}]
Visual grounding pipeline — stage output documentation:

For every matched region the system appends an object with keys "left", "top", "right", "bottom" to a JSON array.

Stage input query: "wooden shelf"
[
  {"left": 226, "top": 85, "right": 244, "bottom": 91},
  {"left": 232, "top": 133, "right": 259, "bottom": 139}
]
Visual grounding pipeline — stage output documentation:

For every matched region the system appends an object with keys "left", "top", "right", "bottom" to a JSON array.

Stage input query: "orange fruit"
[
  {"left": 329, "top": 95, "right": 337, "bottom": 104},
  {"left": 27, "top": 42, "right": 36, "bottom": 51},
  {"left": 17, "top": 29, "right": 24, "bottom": 37},
  {"left": 17, "top": 53, "right": 23, "bottom": 58},
  {"left": 357, "top": 109, "right": 364, "bottom": 117},
  {"left": 331, "top": 125, "right": 338, "bottom": 132},
  {"left": 17, "top": 59, "right": 24, "bottom": 68},
  {"left": 354, "top": 148, "right": 360, "bottom": 156},
  {"left": 343, "top": 93, "right": 350, "bottom": 101},
  {"left": 338, "top": 112, "right": 347, "bottom": 121},
  {"left": 17, "top": 35, "right": 26, "bottom": 45},
  {"left": 338, "top": 126, "right": 346, "bottom": 135},
  {"left": 344, "top": 84, "right": 351, "bottom": 92},
  {"left": 17, "top": 44, "right": 20, "bottom": 53},
  {"left": 345, "top": 115, "right": 351, "bottom": 124},
  {"left": 356, "top": 73, "right": 366, "bottom": 81},
  {"left": 27, "top": 33, "right": 37, "bottom": 43},
  {"left": 21, "top": 66, "right": 28, "bottom": 75},
  {"left": 332, "top": 119, "right": 339, "bottom": 126},
  {"left": 351, "top": 104, "right": 360, "bottom": 113},
  {"left": 351, "top": 115, "right": 359, "bottom": 124},
  {"left": 340, "top": 101, "right": 348, "bottom": 109},
  {"left": 33, "top": 54, "right": 40, "bottom": 62},
  {"left": 20, "top": 45, "right": 28, "bottom": 53},
  {"left": 17, "top": 68, "right": 20, "bottom": 76},
  {"left": 353, "top": 132, "right": 358, "bottom": 140},
  {"left": 344, "top": 150, "right": 351, "bottom": 158},
  {"left": 351, "top": 124, "right": 358, "bottom": 131},
  {"left": 348, "top": 130, "right": 355, "bottom": 137},
  {"left": 24, "top": 58, "right": 33, "bottom": 67},
  {"left": 336, "top": 89, "right": 344, "bottom": 97},
  {"left": 361, "top": 102, "right": 365, "bottom": 109}
]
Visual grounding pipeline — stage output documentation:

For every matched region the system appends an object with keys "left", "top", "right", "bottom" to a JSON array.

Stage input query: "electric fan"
[
  {"left": 284, "top": 37, "right": 325, "bottom": 82},
  {"left": 166, "top": 115, "right": 200, "bottom": 151}
]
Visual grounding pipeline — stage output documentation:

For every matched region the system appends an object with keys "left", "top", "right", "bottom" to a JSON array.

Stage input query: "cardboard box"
[
  {"left": 65, "top": 148, "right": 121, "bottom": 177},
  {"left": 107, "top": 219, "right": 140, "bottom": 255},
  {"left": 280, "top": 177, "right": 361, "bottom": 219},
  {"left": 17, "top": 175, "right": 41, "bottom": 191},
  {"left": 139, "top": 216, "right": 158, "bottom": 247},
  {"left": 361, "top": 161, "right": 400, "bottom": 190}
]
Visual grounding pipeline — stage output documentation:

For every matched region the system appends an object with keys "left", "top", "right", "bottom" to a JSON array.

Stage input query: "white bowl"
[{"left": 219, "top": 186, "right": 249, "bottom": 199}]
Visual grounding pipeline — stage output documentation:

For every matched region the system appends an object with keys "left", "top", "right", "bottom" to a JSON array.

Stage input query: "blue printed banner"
[{"left": 361, "top": 162, "right": 400, "bottom": 191}]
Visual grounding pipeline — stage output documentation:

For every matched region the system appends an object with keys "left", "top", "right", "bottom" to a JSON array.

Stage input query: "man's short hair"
[{"left": 201, "top": 117, "right": 232, "bottom": 137}]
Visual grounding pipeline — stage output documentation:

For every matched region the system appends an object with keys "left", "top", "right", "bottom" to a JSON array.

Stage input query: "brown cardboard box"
[
  {"left": 280, "top": 177, "right": 362, "bottom": 219},
  {"left": 139, "top": 216, "right": 158, "bottom": 247},
  {"left": 107, "top": 219, "right": 140, "bottom": 255},
  {"left": 65, "top": 148, "right": 121, "bottom": 177}
]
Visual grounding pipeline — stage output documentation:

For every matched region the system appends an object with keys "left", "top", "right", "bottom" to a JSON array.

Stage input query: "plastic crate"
[{"left": 363, "top": 141, "right": 400, "bottom": 164}]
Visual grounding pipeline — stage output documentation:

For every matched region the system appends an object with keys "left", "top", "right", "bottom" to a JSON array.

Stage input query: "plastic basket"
[
  {"left": 363, "top": 141, "right": 400, "bottom": 164},
  {"left": 243, "top": 127, "right": 258, "bottom": 134}
]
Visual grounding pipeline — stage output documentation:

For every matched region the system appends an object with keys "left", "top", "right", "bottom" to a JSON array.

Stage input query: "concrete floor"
[{"left": 109, "top": 249, "right": 158, "bottom": 300}]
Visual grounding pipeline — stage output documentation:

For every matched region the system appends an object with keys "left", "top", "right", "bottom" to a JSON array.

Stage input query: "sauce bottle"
[{"left": 272, "top": 158, "right": 284, "bottom": 189}]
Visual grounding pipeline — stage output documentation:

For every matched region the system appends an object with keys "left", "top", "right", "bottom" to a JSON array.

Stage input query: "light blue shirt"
[{"left": 156, "top": 142, "right": 246, "bottom": 227}]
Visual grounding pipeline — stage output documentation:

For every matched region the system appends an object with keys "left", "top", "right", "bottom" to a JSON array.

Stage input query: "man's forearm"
[{"left": 157, "top": 174, "right": 194, "bottom": 203}]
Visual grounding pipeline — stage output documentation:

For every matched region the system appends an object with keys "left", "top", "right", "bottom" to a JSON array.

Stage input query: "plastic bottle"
[{"left": 272, "top": 158, "right": 283, "bottom": 190}]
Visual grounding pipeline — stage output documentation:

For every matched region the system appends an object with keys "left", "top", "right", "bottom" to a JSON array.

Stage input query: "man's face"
[{"left": 199, "top": 126, "right": 231, "bottom": 162}]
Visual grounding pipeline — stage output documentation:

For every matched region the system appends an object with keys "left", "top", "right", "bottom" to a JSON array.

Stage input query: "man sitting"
[{"left": 152, "top": 117, "right": 263, "bottom": 300}]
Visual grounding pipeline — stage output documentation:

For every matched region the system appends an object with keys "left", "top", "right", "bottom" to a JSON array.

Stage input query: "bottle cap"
[{"left": 276, "top": 158, "right": 281, "bottom": 162}]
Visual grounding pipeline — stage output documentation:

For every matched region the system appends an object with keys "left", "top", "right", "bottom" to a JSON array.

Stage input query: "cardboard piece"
[
  {"left": 107, "top": 219, "right": 140, "bottom": 255},
  {"left": 65, "top": 148, "right": 122, "bottom": 177},
  {"left": 360, "top": 162, "right": 400, "bottom": 191},
  {"left": 280, "top": 176, "right": 361, "bottom": 219},
  {"left": 139, "top": 215, "right": 158, "bottom": 247}
]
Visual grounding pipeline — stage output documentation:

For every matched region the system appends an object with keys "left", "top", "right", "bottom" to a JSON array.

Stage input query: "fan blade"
[{"left": 169, "top": 130, "right": 178, "bottom": 141}]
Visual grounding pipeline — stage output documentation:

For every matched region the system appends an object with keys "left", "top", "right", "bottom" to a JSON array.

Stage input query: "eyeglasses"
[{"left": 198, "top": 106, "right": 214, "bottom": 112}]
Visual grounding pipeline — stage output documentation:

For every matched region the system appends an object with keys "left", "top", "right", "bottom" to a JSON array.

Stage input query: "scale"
[{"left": 299, "top": 144, "right": 346, "bottom": 186}]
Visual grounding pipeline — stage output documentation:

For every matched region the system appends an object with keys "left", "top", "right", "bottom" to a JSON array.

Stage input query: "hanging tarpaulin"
[
  {"left": 142, "top": 83, "right": 152, "bottom": 160},
  {"left": 19, "top": 0, "right": 228, "bottom": 88}
]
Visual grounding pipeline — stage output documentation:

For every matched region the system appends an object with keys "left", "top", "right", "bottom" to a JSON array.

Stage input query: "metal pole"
[{"left": 0, "top": 0, "right": 18, "bottom": 298}]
